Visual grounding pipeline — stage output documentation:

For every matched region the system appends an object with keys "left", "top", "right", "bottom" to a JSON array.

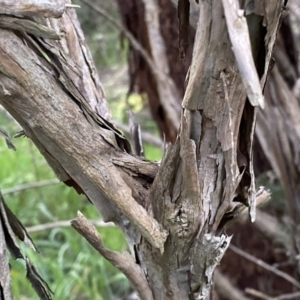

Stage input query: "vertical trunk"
[{"left": 126, "top": 0, "right": 285, "bottom": 298}]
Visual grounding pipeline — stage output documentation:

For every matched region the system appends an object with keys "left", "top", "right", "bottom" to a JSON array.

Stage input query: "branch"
[
  {"left": 80, "top": 0, "right": 156, "bottom": 75},
  {"left": 128, "top": 111, "right": 144, "bottom": 156},
  {"left": 26, "top": 219, "right": 115, "bottom": 233},
  {"left": 277, "top": 291, "right": 300, "bottom": 300},
  {"left": 71, "top": 212, "right": 153, "bottom": 300},
  {"left": 229, "top": 244, "right": 300, "bottom": 289},
  {"left": 254, "top": 209, "right": 291, "bottom": 250},
  {"left": 222, "top": 0, "right": 264, "bottom": 108},
  {"left": 2, "top": 179, "right": 59, "bottom": 195},
  {"left": 0, "top": 11, "right": 168, "bottom": 251},
  {"left": 169, "top": 0, "right": 199, "bottom": 28},
  {"left": 0, "top": 0, "right": 66, "bottom": 18},
  {"left": 0, "top": 207, "right": 13, "bottom": 299},
  {"left": 245, "top": 288, "right": 300, "bottom": 300},
  {"left": 0, "top": 16, "right": 61, "bottom": 39},
  {"left": 0, "top": 126, "right": 16, "bottom": 150},
  {"left": 245, "top": 288, "right": 274, "bottom": 300},
  {"left": 214, "top": 269, "right": 251, "bottom": 300},
  {"left": 115, "top": 121, "right": 164, "bottom": 149}
]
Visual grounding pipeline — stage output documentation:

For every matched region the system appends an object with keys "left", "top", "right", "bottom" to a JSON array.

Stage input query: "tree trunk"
[
  {"left": 116, "top": 0, "right": 194, "bottom": 143},
  {"left": 0, "top": 0, "right": 285, "bottom": 299}
]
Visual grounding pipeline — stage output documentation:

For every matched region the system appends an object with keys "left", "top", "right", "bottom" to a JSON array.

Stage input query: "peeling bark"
[{"left": 0, "top": 0, "right": 286, "bottom": 299}]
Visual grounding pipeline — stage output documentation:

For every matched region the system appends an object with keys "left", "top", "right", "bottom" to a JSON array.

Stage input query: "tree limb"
[
  {"left": 26, "top": 219, "right": 115, "bottom": 233},
  {"left": 0, "top": 9, "right": 167, "bottom": 251},
  {"left": 2, "top": 179, "right": 59, "bottom": 195},
  {"left": 71, "top": 211, "right": 153, "bottom": 300},
  {"left": 80, "top": 0, "right": 157, "bottom": 76},
  {"left": 0, "top": 0, "right": 66, "bottom": 18},
  {"left": 245, "top": 288, "right": 300, "bottom": 300},
  {"left": 229, "top": 244, "right": 300, "bottom": 290},
  {"left": 114, "top": 121, "right": 163, "bottom": 149},
  {"left": 245, "top": 288, "right": 274, "bottom": 300},
  {"left": 214, "top": 270, "right": 251, "bottom": 300}
]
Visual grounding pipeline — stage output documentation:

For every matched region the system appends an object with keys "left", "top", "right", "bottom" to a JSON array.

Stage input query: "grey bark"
[{"left": 0, "top": 0, "right": 285, "bottom": 299}]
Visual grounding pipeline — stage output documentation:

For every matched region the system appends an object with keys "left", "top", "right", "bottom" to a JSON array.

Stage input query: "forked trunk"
[{"left": 0, "top": 0, "right": 285, "bottom": 299}]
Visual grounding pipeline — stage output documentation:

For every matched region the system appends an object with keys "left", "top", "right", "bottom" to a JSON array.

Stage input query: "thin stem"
[{"left": 230, "top": 244, "right": 300, "bottom": 290}]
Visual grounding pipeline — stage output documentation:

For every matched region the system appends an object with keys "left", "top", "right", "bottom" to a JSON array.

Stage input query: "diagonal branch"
[
  {"left": 71, "top": 211, "right": 153, "bottom": 300},
  {"left": 245, "top": 288, "right": 300, "bottom": 300},
  {"left": 115, "top": 121, "right": 164, "bottom": 149},
  {"left": 80, "top": 0, "right": 157, "bottom": 75},
  {"left": 26, "top": 219, "right": 115, "bottom": 233},
  {"left": 0, "top": 0, "right": 66, "bottom": 18},
  {"left": 229, "top": 244, "right": 300, "bottom": 290},
  {"left": 214, "top": 270, "right": 251, "bottom": 300},
  {"left": 2, "top": 179, "right": 59, "bottom": 195},
  {"left": 0, "top": 8, "right": 167, "bottom": 251}
]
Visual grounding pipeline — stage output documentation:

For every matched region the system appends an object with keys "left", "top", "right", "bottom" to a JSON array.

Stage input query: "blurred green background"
[{"left": 0, "top": 2, "right": 162, "bottom": 299}]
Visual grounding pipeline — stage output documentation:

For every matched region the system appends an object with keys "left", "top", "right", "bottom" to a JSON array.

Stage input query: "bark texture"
[{"left": 0, "top": 0, "right": 286, "bottom": 299}]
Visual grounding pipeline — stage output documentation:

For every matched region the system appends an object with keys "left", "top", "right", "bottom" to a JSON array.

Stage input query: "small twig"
[
  {"left": 65, "top": 4, "right": 80, "bottom": 8},
  {"left": 222, "top": 0, "right": 264, "bottom": 108},
  {"left": 222, "top": 188, "right": 270, "bottom": 229},
  {"left": 141, "top": 0, "right": 181, "bottom": 129},
  {"left": 229, "top": 244, "right": 300, "bottom": 289},
  {"left": 245, "top": 288, "right": 274, "bottom": 300},
  {"left": 245, "top": 288, "right": 300, "bottom": 300},
  {"left": 2, "top": 179, "right": 59, "bottom": 195},
  {"left": 214, "top": 269, "right": 251, "bottom": 300},
  {"left": 0, "top": 0, "right": 65, "bottom": 18},
  {"left": 254, "top": 209, "right": 291, "bottom": 251},
  {"left": 80, "top": 0, "right": 156, "bottom": 75},
  {"left": 26, "top": 219, "right": 115, "bottom": 233},
  {"left": 220, "top": 71, "right": 235, "bottom": 179},
  {"left": 277, "top": 291, "right": 300, "bottom": 300},
  {"left": 71, "top": 211, "right": 153, "bottom": 300},
  {"left": 115, "top": 121, "right": 163, "bottom": 149},
  {"left": 128, "top": 111, "right": 144, "bottom": 157}
]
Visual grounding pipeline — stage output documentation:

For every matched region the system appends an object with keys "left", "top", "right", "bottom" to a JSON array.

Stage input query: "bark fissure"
[{"left": 0, "top": 0, "right": 286, "bottom": 299}]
